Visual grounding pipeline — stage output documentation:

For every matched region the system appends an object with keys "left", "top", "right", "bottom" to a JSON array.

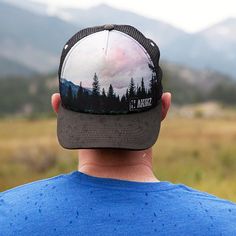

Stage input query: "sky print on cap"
[{"left": 60, "top": 30, "right": 159, "bottom": 114}]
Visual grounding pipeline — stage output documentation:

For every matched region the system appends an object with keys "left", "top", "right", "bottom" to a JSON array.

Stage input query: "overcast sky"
[
  {"left": 32, "top": 0, "right": 236, "bottom": 33},
  {"left": 62, "top": 31, "right": 153, "bottom": 96}
]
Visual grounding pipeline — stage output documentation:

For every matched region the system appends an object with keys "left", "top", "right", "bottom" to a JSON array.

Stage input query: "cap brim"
[{"left": 57, "top": 103, "right": 162, "bottom": 150}]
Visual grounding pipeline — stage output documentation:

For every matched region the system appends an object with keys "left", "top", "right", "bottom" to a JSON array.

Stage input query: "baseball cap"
[{"left": 57, "top": 24, "right": 163, "bottom": 150}]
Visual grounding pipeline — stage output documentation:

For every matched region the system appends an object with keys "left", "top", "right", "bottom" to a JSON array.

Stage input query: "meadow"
[{"left": 0, "top": 112, "right": 236, "bottom": 202}]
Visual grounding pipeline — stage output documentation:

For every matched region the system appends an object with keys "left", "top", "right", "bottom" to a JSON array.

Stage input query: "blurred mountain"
[
  {"left": 0, "top": 1, "right": 77, "bottom": 75},
  {"left": 166, "top": 18, "right": 236, "bottom": 79},
  {"left": 196, "top": 18, "right": 236, "bottom": 77},
  {"left": 0, "top": 57, "right": 37, "bottom": 77},
  {"left": 162, "top": 62, "right": 236, "bottom": 104},
  {"left": 199, "top": 18, "right": 236, "bottom": 47},
  {"left": 0, "top": 0, "right": 235, "bottom": 80}
]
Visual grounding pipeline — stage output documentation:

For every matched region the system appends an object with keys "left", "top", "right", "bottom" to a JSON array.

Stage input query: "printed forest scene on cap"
[{"left": 60, "top": 30, "right": 160, "bottom": 114}]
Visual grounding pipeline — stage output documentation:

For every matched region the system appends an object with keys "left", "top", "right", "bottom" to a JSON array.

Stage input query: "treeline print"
[{"left": 61, "top": 68, "right": 158, "bottom": 114}]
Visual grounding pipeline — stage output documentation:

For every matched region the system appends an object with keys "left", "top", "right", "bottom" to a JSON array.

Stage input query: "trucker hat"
[{"left": 57, "top": 24, "right": 163, "bottom": 150}]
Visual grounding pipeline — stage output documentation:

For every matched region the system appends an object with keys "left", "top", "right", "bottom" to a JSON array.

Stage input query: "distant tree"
[
  {"left": 108, "top": 84, "right": 114, "bottom": 98},
  {"left": 121, "top": 95, "right": 126, "bottom": 103},
  {"left": 129, "top": 78, "right": 135, "bottom": 97},
  {"left": 136, "top": 83, "right": 139, "bottom": 94},
  {"left": 77, "top": 81, "right": 83, "bottom": 97},
  {"left": 102, "top": 88, "right": 106, "bottom": 97},
  {"left": 148, "top": 63, "right": 157, "bottom": 91},
  {"left": 92, "top": 73, "right": 100, "bottom": 96},
  {"left": 148, "top": 63, "right": 159, "bottom": 106},
  {"left": 137, "top": 85, "right": 142, "bottom": 97},
  {"left": 141, "top": 77, "right": 146, "bottom": 96},
  {"left": 126, "top": 89, "right": 129, "bottom": 100},
  {"left": 149, "top": 75, "right": 154, "bottom": 94}
]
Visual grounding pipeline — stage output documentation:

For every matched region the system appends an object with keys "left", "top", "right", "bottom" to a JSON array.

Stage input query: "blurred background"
[{"left": 0, "top": 0, "right": 236, "bottom": 201}]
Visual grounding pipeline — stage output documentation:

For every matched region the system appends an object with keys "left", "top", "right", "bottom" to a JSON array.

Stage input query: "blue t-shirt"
[{"left": 0, "top": 171, "right": 236, "bottom": 235}]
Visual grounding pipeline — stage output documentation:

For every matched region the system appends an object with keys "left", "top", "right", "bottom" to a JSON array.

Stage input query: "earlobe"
[
  {"left": 51, "top": 93, "right": 61, "bottom": 114},
  {"left": 161, "top": 92, "right": 171, "bottom": 121}
]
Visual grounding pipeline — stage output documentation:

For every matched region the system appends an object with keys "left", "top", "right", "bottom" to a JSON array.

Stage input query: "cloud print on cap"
[{"left": 60, "top": 30, "right": 159, "bottom": 114}]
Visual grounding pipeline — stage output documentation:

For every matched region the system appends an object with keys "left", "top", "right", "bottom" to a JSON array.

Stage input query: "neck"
[{"left": 78, "top": 148, "right": 159, "bottom": 182}]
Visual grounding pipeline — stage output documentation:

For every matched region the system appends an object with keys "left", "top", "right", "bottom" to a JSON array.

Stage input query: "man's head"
[
  {"left": 55, "top": 24, "right": 171, "bottom": 151},
  {"left": 52, "top": 92, "right": 171, "bottom": 182}
]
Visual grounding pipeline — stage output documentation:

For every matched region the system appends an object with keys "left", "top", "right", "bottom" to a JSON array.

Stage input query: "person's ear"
[
  {"left": 161, "top": 92, "right": 171, "bottom": 121},
  {"left": 51, "top": 93, "right": 61, "bottom": 114}
]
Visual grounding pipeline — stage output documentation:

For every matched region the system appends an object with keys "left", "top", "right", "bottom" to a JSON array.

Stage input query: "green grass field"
[{"left": 0, "top": 115, "right": 236, "bottom": 202}]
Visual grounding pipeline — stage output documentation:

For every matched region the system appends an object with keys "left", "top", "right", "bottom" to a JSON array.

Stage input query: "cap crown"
[{"left": 58, "top": 24, "right": 162, "bottom": 114}]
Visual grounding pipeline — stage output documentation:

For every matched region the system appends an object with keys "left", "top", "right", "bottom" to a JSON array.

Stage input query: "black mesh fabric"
[{"left": 58, "top": 24, "right": 163, "bottom": 103}]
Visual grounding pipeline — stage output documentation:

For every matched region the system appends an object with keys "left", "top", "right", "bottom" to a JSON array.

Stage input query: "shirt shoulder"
[
  {"left": 176, "top": 183, "right": 236, "bottom": 204},
  {"left": 0, "top": 172, "right": 73, "bottom": 214},
  {"left": 0, "top": 172, "right": 78, "bottom": 236},
  {"left": 169, "top": 183, "right": 236, "bottom": 234},
  {"left": 170, "top": 182, "right": 236, "bottom": 212}
]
